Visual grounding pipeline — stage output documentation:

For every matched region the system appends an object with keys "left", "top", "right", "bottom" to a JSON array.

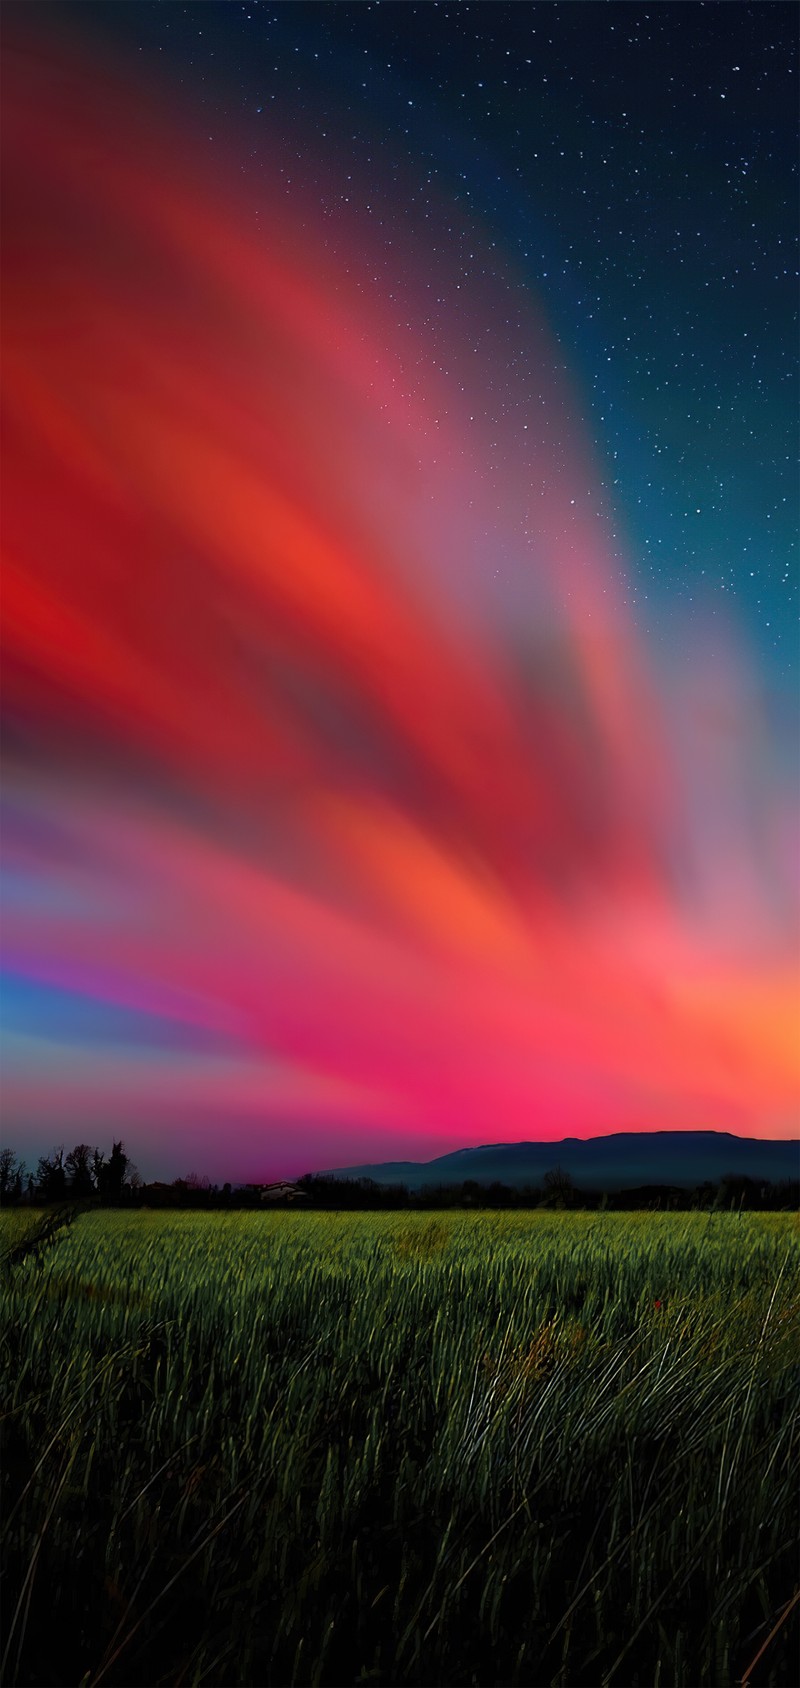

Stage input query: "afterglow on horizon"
[{"left": 2, "top": 18, "right": 798, "bottom": 1183}]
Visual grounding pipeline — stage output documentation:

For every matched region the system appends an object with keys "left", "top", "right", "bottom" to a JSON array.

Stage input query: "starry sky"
[{"left": 2, "top": 2, "right": 798, "bottom": 1183}]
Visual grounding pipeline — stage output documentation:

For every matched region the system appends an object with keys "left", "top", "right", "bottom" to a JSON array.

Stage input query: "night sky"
[
  {"left": 108, "top": 0, "right": 798, "bottom": 682},
  {"left": 2, "top": 2, "right": 798, "bottom": 1182}
]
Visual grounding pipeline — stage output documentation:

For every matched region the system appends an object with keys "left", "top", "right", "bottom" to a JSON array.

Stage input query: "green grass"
[
  {"left": 0, "top": 1208, "right": 48, "bottom": 1257},
  {"left": 2, "top": 1210, "right": 798, "bottom": 1686}
]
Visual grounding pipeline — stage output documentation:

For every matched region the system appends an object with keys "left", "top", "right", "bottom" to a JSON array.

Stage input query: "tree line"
[
  {"left": 1, "top": 1143, "right": 796, "bottom": 1213},
  {"left": 0, "top": 1142, "right": 137, "bottom": 1205},
  {"left": 291, "top": 1172, "right": 800, "bottom": 1213}
]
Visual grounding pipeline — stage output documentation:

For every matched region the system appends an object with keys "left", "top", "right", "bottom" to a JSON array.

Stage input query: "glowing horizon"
[{"left": 2, "top": 30, "right": 798, "bottom": 1183}]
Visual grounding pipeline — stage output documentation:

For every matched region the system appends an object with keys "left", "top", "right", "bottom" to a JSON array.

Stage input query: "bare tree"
[
  {"left": 0, "top": 1147, "right": 22, "bottom": 1202},
  {"left": 184, "top": 1171, "right": 210, "bottom": 1191},
  {"left": 544, "top": 1165, "right": 575, "bottom": 1205}
]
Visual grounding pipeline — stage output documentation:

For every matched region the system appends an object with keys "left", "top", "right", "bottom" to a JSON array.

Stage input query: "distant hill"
[{"left": 320, "top": 1132, "right": 800, "bottom": 1192}]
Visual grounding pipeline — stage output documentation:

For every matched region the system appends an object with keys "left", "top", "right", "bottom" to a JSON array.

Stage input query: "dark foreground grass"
[{"left": 1, "top": 1209, "right": 798, "bottom": 1687}]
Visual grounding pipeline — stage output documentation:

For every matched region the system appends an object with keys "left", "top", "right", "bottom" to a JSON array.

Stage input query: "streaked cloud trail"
[{"left": 2, "top": 30, "right": 797, "bottom": 1179}]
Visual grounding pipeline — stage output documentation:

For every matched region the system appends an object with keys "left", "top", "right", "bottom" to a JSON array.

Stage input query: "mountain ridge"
[{"left": 318, "top": 1131, "right": 800, "bottom": 1191}]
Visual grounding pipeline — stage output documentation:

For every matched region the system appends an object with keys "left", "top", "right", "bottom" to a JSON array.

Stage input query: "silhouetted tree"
[
  {"left": 719, "top": 1174, "right": 756, "bottom": 1212},
  {"left": 65, "top": 1143, "right": 95, "bottom": 1198},
  {"left": 0, "top": 1146, "right": 21, "bottom": 1202},
  {"left": 36, "top": 1147, "right": 67, "bottom": 1202},
  {"left": 544, "top": 1165, "right": 575, "bottom": 1205},
  {"left": 97, "top": 1141, "right": 130, "bottom": 1203},
  {"left": 0, "top": 1149, "right": 26, "bottom": 1203}
]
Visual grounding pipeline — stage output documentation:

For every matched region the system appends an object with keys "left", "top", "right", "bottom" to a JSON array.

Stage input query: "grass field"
[{"left": 1, "top": 1208, "right": 798, "bottom": 1687}]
